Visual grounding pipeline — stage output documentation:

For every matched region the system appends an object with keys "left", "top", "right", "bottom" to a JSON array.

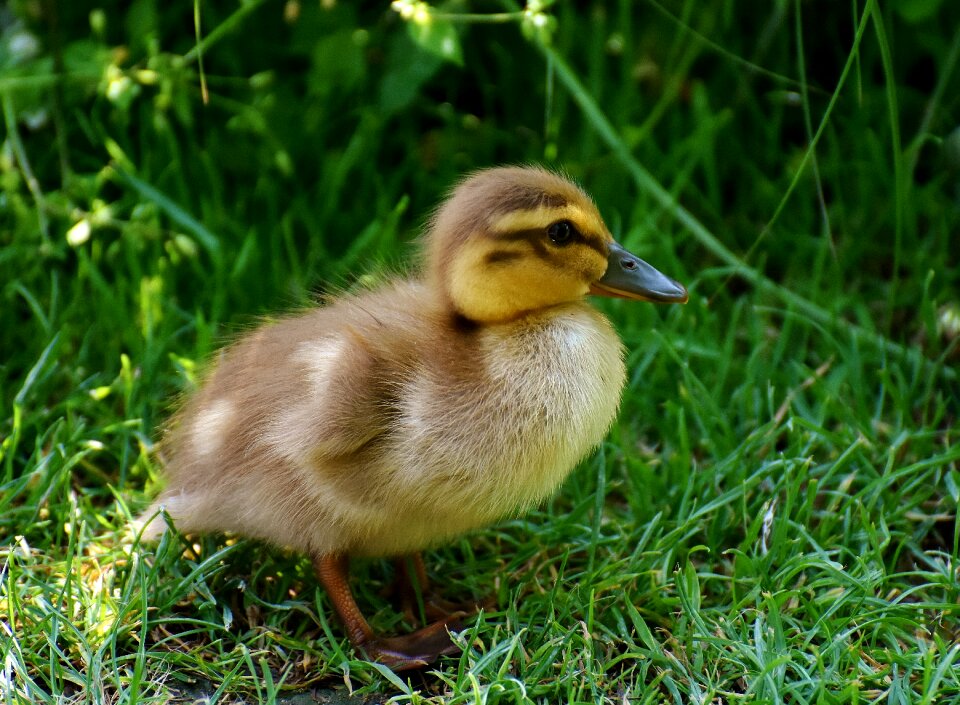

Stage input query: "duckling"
[{"left": 138, "top": 166, "right": 687, "bottom": 670}]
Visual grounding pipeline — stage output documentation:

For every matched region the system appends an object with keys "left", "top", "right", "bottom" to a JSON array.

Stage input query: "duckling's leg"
[
  {"left": 393, "top": 553, "right": 479, "bottom": 624},
  {"left": 312, "top": 553, "right": 464, "bottom": 671},
  {"left": 392, "top": 553, "right": 430, "bottom": 623}
]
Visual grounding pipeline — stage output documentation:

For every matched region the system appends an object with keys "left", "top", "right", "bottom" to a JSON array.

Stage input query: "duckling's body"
[
  {"left": 147, "top": 283, "right": 624, "bottom": 556},
  {"left": 140, "top": 166, "right": 687, "bottom": 670}
]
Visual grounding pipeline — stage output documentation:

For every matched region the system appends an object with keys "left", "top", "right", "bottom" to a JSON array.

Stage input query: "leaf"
[
  {"left": 309, "top": 30, "right": 367, "bottom": 96},
  {"left": 407, "top": 16, "right": 463, "bottom": 67},
  {"left": 379, "top": 31, "right": 442, "bottom": 115}
]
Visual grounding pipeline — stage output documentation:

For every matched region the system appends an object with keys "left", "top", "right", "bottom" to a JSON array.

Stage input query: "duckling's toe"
[
  {"left": 363, "top": 615, "right": 466, "bottom": 671},
  {"left": 314, "top": 552, "right": 466, "bottom": 671}
]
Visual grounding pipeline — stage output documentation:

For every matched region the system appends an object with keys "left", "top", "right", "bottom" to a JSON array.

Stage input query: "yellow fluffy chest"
[{"left": 383, "top": 305, "right": 626, "bottom": 537}]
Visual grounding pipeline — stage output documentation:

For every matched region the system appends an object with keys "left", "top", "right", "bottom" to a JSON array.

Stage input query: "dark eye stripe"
[
  {"left": 498, "top": 228, "right": 548, "bottom": 242},
  {"left": 578, "top": 236, "right": 607, "bottom": 256},
  {"left": 484, "top": 250, "right": 524, "bottom": 265},
  {"left": 495, "top": 227, "right": 608, "bottom": 256}
]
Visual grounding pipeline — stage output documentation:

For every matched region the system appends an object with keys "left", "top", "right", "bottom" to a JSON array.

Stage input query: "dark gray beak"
[{"left": 589, "top": 241, "right": 688, "bottom": 303}]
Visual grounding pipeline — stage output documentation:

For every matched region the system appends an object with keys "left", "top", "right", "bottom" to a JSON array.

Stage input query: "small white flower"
[{"left": 66, "top": 220, "right": 91, "bottom": 247}]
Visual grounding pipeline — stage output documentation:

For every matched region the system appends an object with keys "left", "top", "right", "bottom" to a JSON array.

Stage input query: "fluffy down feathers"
[
  {"left": 140, "top": 280, "right": 624, "bottom": 556},
  {"left": 138, "top": 166, "right": 686, "bottom": 562}
]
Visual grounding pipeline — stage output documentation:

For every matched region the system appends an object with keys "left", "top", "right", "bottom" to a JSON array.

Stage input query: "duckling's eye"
[{"left": 547, "top": 220, "right": 576, "bottom": 245}]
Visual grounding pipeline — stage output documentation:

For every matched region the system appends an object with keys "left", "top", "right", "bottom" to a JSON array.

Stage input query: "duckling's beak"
[{"left": 589, "top": 241, "right": 689, "bottom": 303}]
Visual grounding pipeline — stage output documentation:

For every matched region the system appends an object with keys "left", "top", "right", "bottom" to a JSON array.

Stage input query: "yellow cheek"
[
  {"left": 447, "top": 242, "right": 590, "bottom": 322},
  {"left": 510, "top": 259, "right": 591, "bottom": 306}
]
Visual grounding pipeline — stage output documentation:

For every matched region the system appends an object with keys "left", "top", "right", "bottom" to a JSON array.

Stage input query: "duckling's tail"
[{"left": 130, "top": 499, "right": 178, "bottom": 543}]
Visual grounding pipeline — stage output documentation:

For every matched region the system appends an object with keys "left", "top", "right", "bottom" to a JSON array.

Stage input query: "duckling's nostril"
[{"left": 621, "top": 258, "right": 638, "bottom": 271}]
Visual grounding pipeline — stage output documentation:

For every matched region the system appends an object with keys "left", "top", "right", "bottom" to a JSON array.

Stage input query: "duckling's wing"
[
  {"left": 259, "top": 318, "right": 399, "bottom": 463},
  {"left": 139, "top": 312, "right": 401, "bottom": 541}
]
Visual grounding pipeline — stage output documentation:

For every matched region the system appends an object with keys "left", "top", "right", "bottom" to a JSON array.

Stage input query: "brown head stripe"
[{"left": 486, "top": 188, "right": 569, "bottom": 215}]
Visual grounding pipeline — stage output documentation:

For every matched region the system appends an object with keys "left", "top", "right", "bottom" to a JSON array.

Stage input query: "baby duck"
[{"left": 139, "top": 166, "right": 687, "bottom": 670}]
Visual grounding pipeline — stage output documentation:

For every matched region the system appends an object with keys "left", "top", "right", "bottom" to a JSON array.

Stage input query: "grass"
[{"left": 2, "top": 0, "right": 959, "bottom": 703}]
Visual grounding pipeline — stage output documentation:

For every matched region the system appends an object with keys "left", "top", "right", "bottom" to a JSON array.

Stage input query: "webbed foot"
[
  {"left": 361, "top": 614, "right": 466, "bottom": 671},
  {"left": 313, "top": 553, "right": 467, "bottom": 671}
]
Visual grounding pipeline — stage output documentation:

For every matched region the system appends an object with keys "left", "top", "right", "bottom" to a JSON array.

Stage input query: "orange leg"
[
  {"left": 313, "top": 553, "right": 464, "bottom": 671},
  {"left": 403, "top": 553, "right": 431, "bottom": 594},
  {"left": 392, "top": 553, "right": 429, "bottom": 624},
  {"left": 393, "top": 553, "right": 485, "bottom": 625}
]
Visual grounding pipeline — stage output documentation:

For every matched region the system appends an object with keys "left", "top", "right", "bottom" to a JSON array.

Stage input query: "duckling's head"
[{"left": 425, "top": 166, "right": 688, "bottom": 324}]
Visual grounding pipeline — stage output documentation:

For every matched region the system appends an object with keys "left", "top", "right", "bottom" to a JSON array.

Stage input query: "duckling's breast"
[{"left": 357, "top": 303, "right": 626, "bottom": 554}]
